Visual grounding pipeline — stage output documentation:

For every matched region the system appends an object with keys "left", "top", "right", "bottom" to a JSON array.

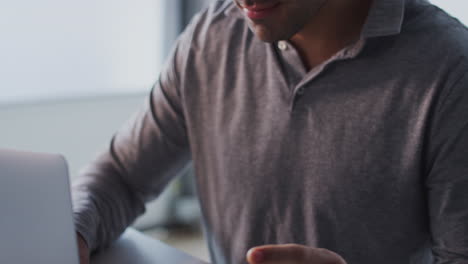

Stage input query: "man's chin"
[{"left": 247, "top": 24, "right": 288, "bottom": 43}]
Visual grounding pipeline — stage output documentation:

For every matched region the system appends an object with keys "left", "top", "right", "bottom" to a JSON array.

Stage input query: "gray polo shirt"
[{"left": 72, "top": 0, "right": 468, "bottom": 263}]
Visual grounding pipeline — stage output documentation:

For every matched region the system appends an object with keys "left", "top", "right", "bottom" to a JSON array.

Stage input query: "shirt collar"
[
  {"left": 361, "top": 0, "right": 406, "bottom": 38},
  {"left": 226, "top": 0, "right": 407, "bottom": 38}
]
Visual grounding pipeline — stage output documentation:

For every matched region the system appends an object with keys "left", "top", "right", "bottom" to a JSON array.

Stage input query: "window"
[
  {"left": 0, "top": 0, "right": 175, "bottom": 104},
  {"left": 431, "top": 0, "right": 468, "bottom": 25}
]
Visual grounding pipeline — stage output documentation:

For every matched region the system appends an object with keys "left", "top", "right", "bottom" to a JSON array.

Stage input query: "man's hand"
[
  {"left": 246, "top": 244, "right": 347, "bottom": 264},
  {"left": 77, "top": 232, "right": 90, "bottom": 264}
]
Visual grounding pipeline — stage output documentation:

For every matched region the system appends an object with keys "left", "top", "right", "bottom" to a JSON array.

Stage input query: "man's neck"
[{"left": 290, "top": 0, "right": 374, "bottom": 71}]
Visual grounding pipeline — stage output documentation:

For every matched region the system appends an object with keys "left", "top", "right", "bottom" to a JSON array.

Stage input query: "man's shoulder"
[
  {"left": 402, "top": 3, "right": 468, "bottom": 59},
  {"left": 171, "top": 1, "right": 255, "bottom": 88},
  {"left": 190, "top": 0, "right": 240, "bottom": 27},
  {"left": 395, "top": 2, "right": 468, "bottom": 91},
  {"left": 401, "top": 3, "right": 468, "bottom": 107},
  {"left": 429, "top": 7, "right": 468, "bottom": 58},
  {"left": 184, "top": 1, "right": 248, "bottom": 48}
]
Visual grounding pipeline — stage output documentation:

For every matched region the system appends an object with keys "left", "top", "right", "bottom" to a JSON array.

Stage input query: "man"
[{"left": 73, "top": 0, "right": 468, "bottom": 263}]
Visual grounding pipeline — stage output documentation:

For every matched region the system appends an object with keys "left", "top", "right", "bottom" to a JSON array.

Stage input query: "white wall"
[
  {"left": 0, "top": 0, "right": 165, "bottom": 104},
  {"left": 0, "top": 95, "right": 144, "bottom": 174}
]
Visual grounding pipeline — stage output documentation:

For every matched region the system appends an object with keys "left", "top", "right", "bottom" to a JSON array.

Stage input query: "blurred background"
[{"left": 0, "top": 0, "right": 466, "bottom": 262}]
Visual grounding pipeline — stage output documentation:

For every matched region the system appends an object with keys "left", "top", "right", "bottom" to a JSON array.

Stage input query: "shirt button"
[
  {"left": 278, "top": 41, "right": 288, "bottom": 51},
  {"left": 297, "top": 87, "right": 305, "bottom": 95}
]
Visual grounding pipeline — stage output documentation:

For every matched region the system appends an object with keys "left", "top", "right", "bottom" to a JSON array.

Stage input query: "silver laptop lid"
[{"left": 0, "top": 149, "right": 79, "bottom": 264}]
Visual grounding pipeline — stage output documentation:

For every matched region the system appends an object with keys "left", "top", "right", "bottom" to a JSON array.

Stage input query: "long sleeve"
[
  {"left": 425, "top": 69, "right": 468, "bottom": 263},
  {"left": 71, "top": 25, "right": 193, "bottom": 252}
]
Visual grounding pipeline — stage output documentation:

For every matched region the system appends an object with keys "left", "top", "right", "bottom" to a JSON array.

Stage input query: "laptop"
[
  {"left": 0, "top": 148, "right": 79, "bottom": 264},
  {"left": 0, "top": 148, "right": 210, "bottom": 264}
]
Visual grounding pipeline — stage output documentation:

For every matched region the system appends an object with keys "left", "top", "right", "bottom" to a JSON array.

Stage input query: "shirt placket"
[{"left": 275, "top": 39, "right": 367, "bottom": 111}]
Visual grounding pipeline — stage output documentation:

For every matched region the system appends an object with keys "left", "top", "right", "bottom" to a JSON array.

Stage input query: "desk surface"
[{"left": 91, "top": 229, "right": 209, "bottom": 264}]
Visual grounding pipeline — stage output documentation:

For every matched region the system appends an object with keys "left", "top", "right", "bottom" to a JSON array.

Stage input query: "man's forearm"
[{"left": 72, "top": 149, "right": 146, "bottom": 251}]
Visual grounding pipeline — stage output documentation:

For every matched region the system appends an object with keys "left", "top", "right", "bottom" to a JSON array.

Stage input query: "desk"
[{"left": 91, "top": 229, "right": 209, "bottom": 264}]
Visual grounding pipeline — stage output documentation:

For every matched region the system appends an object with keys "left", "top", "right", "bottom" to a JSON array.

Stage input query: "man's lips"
[{"left": 240, "top": 2, "right": 282, "bottom": 20}]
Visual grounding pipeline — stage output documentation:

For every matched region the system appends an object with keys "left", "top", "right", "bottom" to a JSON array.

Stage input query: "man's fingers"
[
  {"left": 76, "top": 233, "right": 90, "bottom": 264},
  {"left": 246, "top": 244, "right": 346, "bottom": 264},
  {"left": 247, "top": 244, "right": 309, "bottom": 264}
]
